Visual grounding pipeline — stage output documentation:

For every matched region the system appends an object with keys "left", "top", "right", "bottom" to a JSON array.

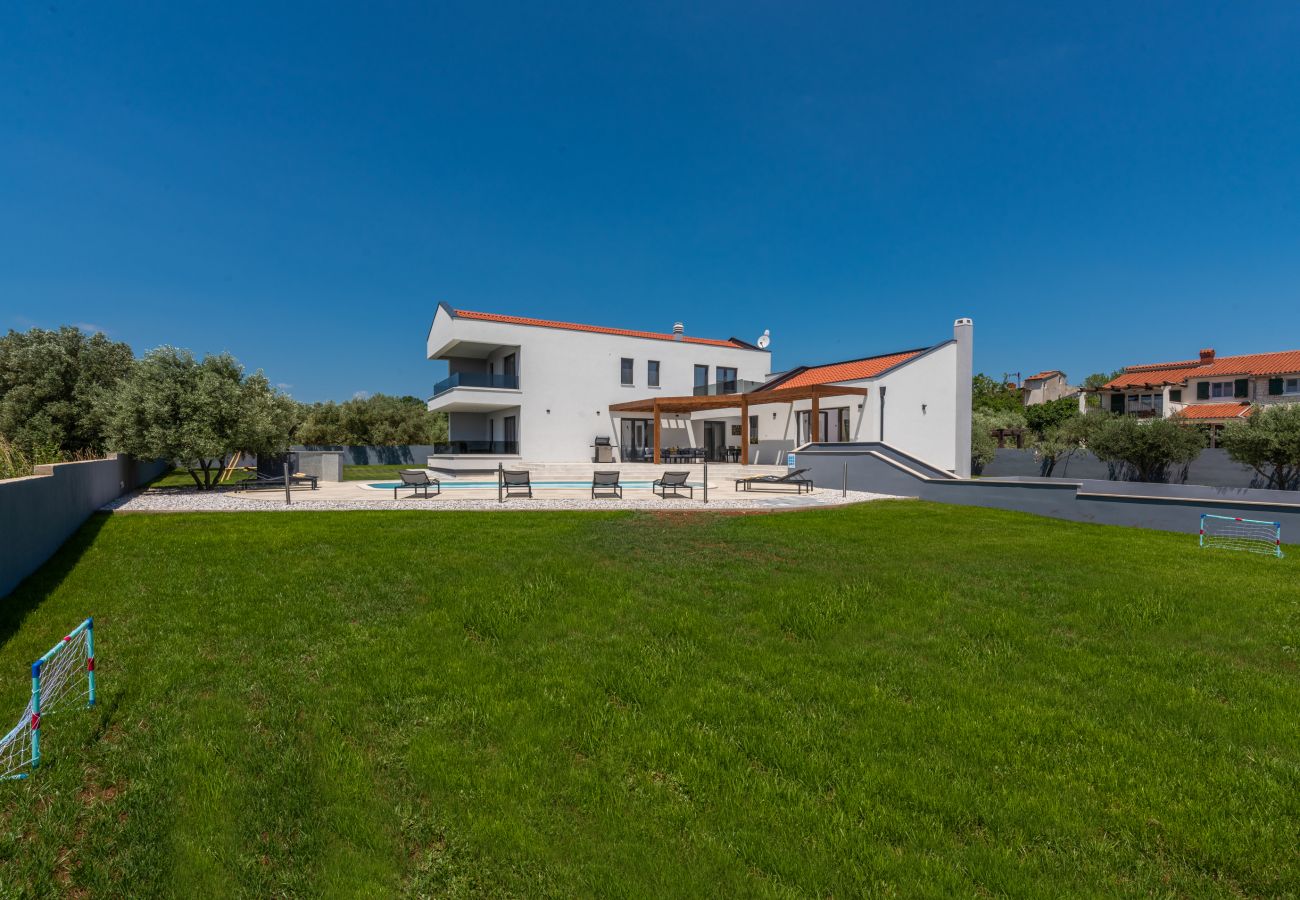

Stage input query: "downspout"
[{"left": 878, "top": 385, "right": 886, "bottom": 443}]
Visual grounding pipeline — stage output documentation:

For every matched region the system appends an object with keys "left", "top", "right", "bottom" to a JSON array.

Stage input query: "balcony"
[
  {"left": 432, "top": 440, "right": 519, "bottom": 455},
  {"left": 432, "top": 372, "right": 520, "bottom": 397},
  {"left": 692, "top": 379, "right": 765, "bottom": 397}
]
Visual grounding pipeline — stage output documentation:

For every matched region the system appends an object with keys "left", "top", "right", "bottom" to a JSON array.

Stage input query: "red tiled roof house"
[{"left": 1095, "top": 347, "right": 1300, "bottom": 425}]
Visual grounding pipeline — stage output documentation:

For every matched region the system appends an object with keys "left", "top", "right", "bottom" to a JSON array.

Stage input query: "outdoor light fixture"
[{"left": 922, "top": 404, "right": 928, "bottom": 414}]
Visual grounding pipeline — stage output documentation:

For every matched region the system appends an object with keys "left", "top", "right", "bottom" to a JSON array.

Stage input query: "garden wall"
[
  {"left": 0, "top": 455, "right": 169, "bottom": 597},
  {"left": 292, "top": 445, "right": 438, "bottom": 466},
  {"left": 796, "top": 443, "right": 1300, "bottom": 541},
  {"left": 981, "top": 447, "right": 1265, "bottom": 488}
]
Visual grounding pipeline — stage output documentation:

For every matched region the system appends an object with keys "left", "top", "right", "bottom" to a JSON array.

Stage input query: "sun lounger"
[
  {"left": 395, "top": 469, "right": 440, "bottom": 499},
  {"left": 652, "top": 470, "right": 693, "bottom": 499},
  {"left": 502, "top": 469, "right": 533, "bottom": 499},
  {"left": 735, "top": 468, "right": 814, "bottom": 494},
  {"left": 233, "top": 471, "right": 319, "bottom": 491},
  {"left": 591, "top": 471, "right": 622, "bottom": 499}
]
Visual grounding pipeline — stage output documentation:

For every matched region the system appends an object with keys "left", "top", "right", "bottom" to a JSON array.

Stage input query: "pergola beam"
[{"left": 609, "top": 383, "right": 869, "bottom": 415}]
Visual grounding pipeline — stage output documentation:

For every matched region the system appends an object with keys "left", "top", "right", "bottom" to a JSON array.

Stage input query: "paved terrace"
[{"left": 104, "top": 462, "right": 902, "bottom": 513}]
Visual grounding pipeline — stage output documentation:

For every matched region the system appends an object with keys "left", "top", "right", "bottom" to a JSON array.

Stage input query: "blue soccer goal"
[
  {"left": 0, "top": 618, "right": 95, "bottom": 781},
  {"left": 1200, "top": 514, "right": 1283, "bottom": 558}
]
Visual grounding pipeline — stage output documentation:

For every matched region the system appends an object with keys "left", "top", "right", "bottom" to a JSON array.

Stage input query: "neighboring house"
[
  {"left": 1020, "top": 370, "right": 1076, "bottom": 406},
  {"left": 427, "top": 304, "right": 974, "bottom": 475},
  {"left": 1093, "top": 347, "right": 1300, "bottom": 425}
]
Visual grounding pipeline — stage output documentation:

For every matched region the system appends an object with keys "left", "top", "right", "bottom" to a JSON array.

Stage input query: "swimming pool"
[{"left": 366, "top": 479, "right": 699, "bottom": 490}]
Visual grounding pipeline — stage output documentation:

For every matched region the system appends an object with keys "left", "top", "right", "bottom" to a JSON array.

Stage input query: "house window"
[
  {"left": 647, "top": 360, "right": 660, "bottom": 388},
  {"left": 1286, "top": 378, "right": 1300, "bottom": 395},
  {"left": 620, "top": 358, "right": 634, "bottom": 386},
  {"left": 716, "top": 367, "right": 738, "bottom": 394},
  {"left": 694, "top": 365, "right": 709, "bottom": 394},
  {"left": 749, "top": 415, "right": 758, "bottom": 442},
  {"left": 1169, "top": 389, "right": 1182, "bottom": 403},
  {"left": 1209, "top": 381, "right": 1234, "bottom": 398}
]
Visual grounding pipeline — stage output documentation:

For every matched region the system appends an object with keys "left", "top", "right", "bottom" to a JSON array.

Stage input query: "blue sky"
[{"left": 2, "top": 3, "right": 1298, "bottom": 401}]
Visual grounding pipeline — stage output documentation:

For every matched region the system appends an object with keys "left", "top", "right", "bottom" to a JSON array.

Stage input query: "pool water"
[{"left": 368, "top": 480, "right": 697, "bottom": 490}]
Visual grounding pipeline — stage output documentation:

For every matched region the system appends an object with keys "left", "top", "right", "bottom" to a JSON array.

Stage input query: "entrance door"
[
  {"left": 795, "top": 410, "right": 811, "bottom": 445},
  {"left": 703, "top": 422, "right": 727, "bottom": 461}
]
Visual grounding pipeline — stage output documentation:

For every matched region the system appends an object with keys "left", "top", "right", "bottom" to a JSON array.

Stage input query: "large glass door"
[{"left": 703, "top": 422, "right": 726, "bottom": 461}]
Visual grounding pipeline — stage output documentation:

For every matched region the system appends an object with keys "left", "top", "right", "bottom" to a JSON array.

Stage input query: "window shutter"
[
  {"left": 1109, "top": 393, "right": 1124, "bottom": 413},
  {"left": 1169, "top": 389, "right": 1182, "bottom": 403},
  {"left": 1269, "top": 377, "right": 1284, "bottom": 396},
  {"left": 1234, "top": 378, "right": 1249, "bottom": 398},
  {"left": 1196, "top": 381, "right": 1210, "bottom": 400}
]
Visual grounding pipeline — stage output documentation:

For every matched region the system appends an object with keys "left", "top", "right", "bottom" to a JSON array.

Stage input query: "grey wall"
[
  {"left": 982, "top": 447, "right": 1267, "bottom": 488},
  {"left": 0, "top": 455, "right": 169, "bottom": 598},
  {"left": 797, "top": 443, "right": 1300, "bottom": 541},
  {"left": 293, "top": 450, "right": 344, "bottom": 481},
  {"left": 292, "top": 445, "right": 441, "bottom": 466}
]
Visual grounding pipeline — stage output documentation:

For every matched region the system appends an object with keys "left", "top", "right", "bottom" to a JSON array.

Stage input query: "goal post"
[
  {"left": 1200, "top": 514, "right": 1284, "bottom": 558},
  {"left": 1, "top": 617, "right": 95, "bottom": 781}
]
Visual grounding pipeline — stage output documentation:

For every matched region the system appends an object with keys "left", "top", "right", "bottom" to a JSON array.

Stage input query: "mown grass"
[
  {"left": 0, "top": 501, "right": 1297, "bottom": 896},
  {"left": 342, "top": 464, "right": 413, "bottom": 481}
]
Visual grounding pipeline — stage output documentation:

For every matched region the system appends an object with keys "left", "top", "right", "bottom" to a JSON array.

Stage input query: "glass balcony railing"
[
  {"left": 692, "top": 379, "right": 765, "bottom": 397},
  {"left": 432, "top": 372, "right": 520, "bottom": 397},
  {"left": 432, "top": 441, "right": 520, "bottom": 455}
]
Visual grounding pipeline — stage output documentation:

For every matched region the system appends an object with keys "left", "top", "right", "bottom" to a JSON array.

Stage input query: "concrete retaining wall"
[
  {"left": 982, "top": 447, "right": 1266, "bottom": 488},
  {"left": 0, "top": 455, "right": 169, "bottom": 597},
  {"left": 796, "top": 443, "right": 1300, "bottom": 541}
]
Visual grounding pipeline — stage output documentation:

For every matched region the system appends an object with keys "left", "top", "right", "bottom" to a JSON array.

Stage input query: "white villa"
[{"left": 426, "top": 303, "right": 973, "bottom": 476}]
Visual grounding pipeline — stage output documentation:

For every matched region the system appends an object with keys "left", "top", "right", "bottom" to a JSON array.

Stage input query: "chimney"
[
  {"left": 672, "top": 322, "right": 684, "bottom": 341},
  {"left": 953, "top": 318, "right": 974, "bottom": 479},
  {"left": 1199, "top": 348, "right": 1215, "bottom": 365}
]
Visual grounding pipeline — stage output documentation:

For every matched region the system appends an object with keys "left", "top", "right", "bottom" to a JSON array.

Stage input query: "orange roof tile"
[
  {"left": 1024, "top": 370, "right": 1063, "bottom": 381},
  {"left": 1173, "top": 402, "right": 1253, "bottom": 420},
  {"left": 764, "top": 349, "right": 927, "bottom": 389},
  {"left": 1103, "top": 349, "right": 1300, "bottom": 389},
  {"left": 451, "top": 308, "right": 751, "bottom": 349}
]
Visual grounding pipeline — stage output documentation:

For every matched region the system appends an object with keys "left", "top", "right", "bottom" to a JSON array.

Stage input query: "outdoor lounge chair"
[
  {"left": 395, "top": 469, "right": 440, "bottom": 499},
  {"left": 233, "top": 471, "right": 319, "bottom": 491},
  {"left": 591, "top": 471, "right": 622, "bottom": 499},
  {"left": 652, "top": 470, "right": 693, "bottom": 499},
  {"left": 502, "top": 469, "right": 533, "bottom": 499},
  {"left": 735, "top": 468, "right": 814, "bottom": 494}
]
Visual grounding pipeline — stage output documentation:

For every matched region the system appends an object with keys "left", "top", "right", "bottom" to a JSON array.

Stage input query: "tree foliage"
[
  {"left": 971, "top": 408, "right": 1028, "bottom": 473},
  {"left": 1086, "top": 415, "right": 1205, "bottom": 483},
  {"left": 1220, "top": 404, "right": 1300, "bottom": 490},
  {"left": 0, "top": 326, "right": 135, "bottom": 456},
  {"left": 1080, "top": 371, "right": 1121, "bottom": 408},
  {"left": 1024, "top": 396, "right": 1080, "bottom": 438},
  {"left": 102, "top": 347, "right": 297, "bottom": 488},
  {"left": 972, "top": 373, "right": 1022, "bottom": 414},
  {"left": 295, "top": 394, "right": 448, "bottom": 446}
]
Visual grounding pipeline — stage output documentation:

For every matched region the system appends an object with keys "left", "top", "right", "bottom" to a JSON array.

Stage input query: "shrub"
[
  {"left": 1219, "top": 404, "right": 1300, "bottom": 490},
  {"left": 971, "top": 409, "right": 1027, "bottom": 473},
  {"left": 295, "top": 394, "right": 448, "bottom": 446},
  {"left": 1024, "top": 396, "right": 1080, "bottom": 438},
  {"left": 1087, "top": 415, "right": 1205, "bottom": 483}
]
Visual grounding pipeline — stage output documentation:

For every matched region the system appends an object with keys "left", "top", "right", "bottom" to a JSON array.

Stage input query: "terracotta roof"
[
  {"left": 1024, "top": 370, "right": 1063, "bottom": 382},
  {"left": 760, "top": 349, "right": 928, "bottom": 390},
  {"left": 1173, "top": 402, "right": 1253, "bottom": 420},
  {"left": 450, "top": 308, "right": 752, "bottom": 349},
  {"left": 1103, "top": 349, "right": 1300, "bottom": 389}
]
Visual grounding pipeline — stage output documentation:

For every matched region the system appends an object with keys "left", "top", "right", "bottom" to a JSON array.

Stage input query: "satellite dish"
[{"left": 756, "top": 329, "right": 771, "bottom": 349}]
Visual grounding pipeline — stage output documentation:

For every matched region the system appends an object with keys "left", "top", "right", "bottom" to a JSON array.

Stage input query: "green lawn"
[
  {"left": 343, "top": 464, "right": 415, "bottom": 481},
  {"left": 1, "top": 502, "right": 1297, "bottom": 896}
]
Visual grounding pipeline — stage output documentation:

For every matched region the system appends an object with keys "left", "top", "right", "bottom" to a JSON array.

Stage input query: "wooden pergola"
[{"left": 609, "top": 383, "right": 870, "bottom": 465}]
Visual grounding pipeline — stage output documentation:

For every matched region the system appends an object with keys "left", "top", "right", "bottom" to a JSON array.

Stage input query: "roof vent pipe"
[{"left": 672, "top": 322, "right": 684, "bottom": 340}]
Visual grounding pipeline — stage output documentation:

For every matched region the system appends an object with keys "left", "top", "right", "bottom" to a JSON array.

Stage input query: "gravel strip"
[{"left": 103, "top": 488, "right": 898, "bottom": 514}]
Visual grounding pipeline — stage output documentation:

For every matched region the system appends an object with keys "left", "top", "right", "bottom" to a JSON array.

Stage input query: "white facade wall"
[{"left": 427, "top": 309, "right": 770, "bottom": 462}]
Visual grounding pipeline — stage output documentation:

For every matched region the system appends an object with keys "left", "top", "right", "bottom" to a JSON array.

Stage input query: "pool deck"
[{"left": 106, "top": 463, "right": 903, "bottom": 513}]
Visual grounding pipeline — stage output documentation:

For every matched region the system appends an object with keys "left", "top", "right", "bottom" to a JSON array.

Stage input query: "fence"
[
  {"left": 981, "top": 447, "right": 1270, "bottom": 489},
  {"left": 0, "top": 455, "right": 169, "bottom": 597},
  {"left": 796, "top": 443, "right": 1300, "bottom": 540},
  {"left": 292, "top": 445, "right": 440, "bottom": 466}
]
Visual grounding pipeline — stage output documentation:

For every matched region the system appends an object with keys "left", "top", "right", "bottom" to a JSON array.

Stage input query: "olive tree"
[
  {"left": 1220, "top": 404, "right": 1300, "bottom": 490},
  {"left": 103, "top": 347, "right": 297, "bottom": 488},
  {"left": 0, "top": 326, "right": 135, "bottom": 456},
  {"left": 1087, "top": 415, "right": 1205, "bottom": 483}
]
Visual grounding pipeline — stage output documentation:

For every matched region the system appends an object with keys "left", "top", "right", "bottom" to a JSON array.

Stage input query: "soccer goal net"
[
  {"left": 0, "top": 617, "right": 95, "bottom": 781},
  {"left": 1200, "top": 514, "right": 1284, "bottom": 558}
]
